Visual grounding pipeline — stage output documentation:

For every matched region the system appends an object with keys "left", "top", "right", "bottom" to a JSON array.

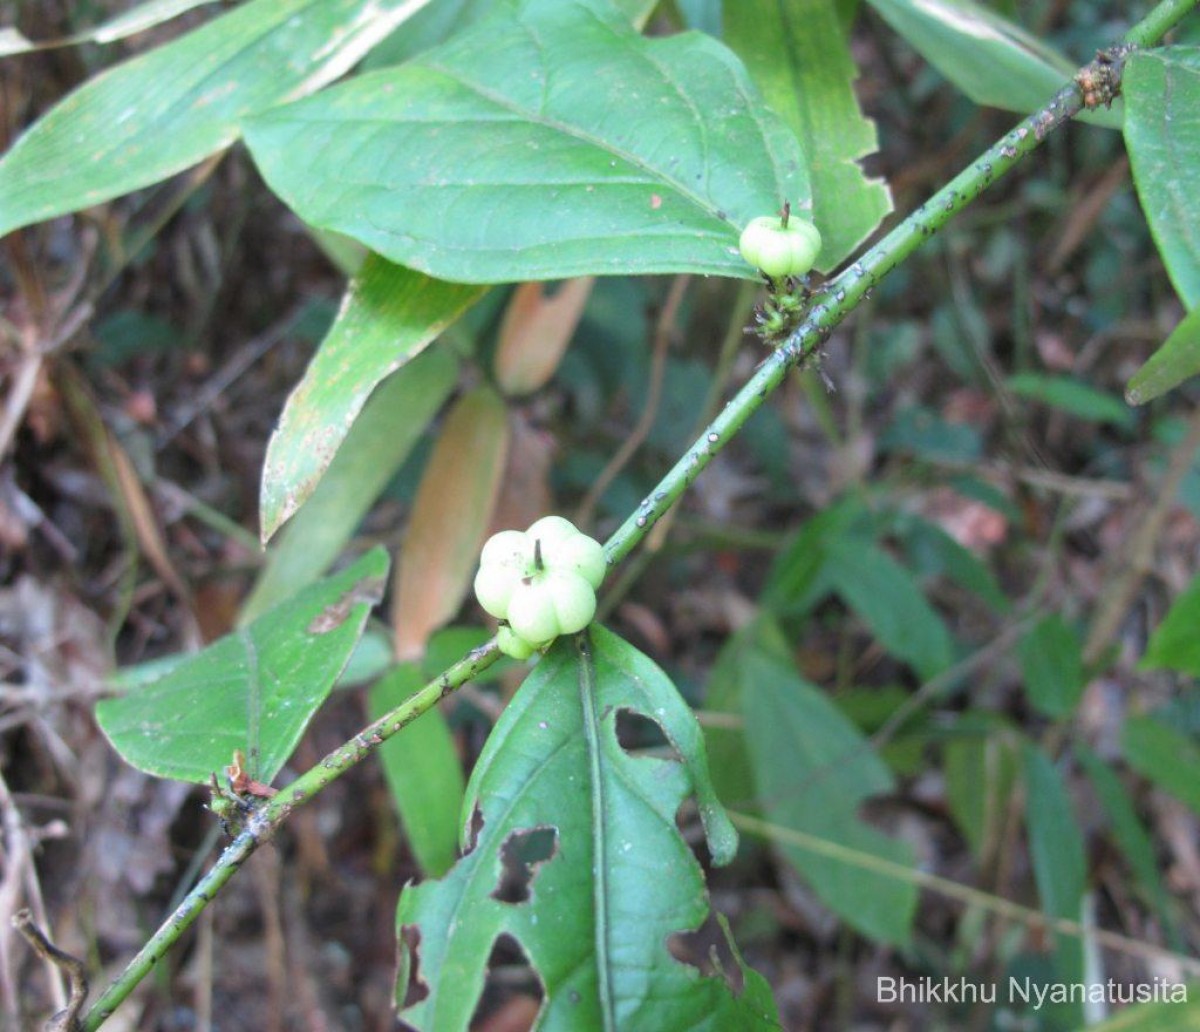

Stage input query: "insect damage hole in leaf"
[
  {"left": 398, "top": 924, "right": 429, "bottom": 1008},
  {"left": 491, "top": 826, "right": 559, "bottom": 904},
  {"left": 667, "top": 912, "right": 744, "bottom": 991},
  {"left": 614, "top": 706, "right": 681, "bottom": 762},
  {"left": 472, "top": 933, "right": 546, "bottom": 1029}
]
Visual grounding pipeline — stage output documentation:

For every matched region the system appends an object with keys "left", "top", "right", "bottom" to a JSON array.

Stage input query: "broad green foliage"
[
  {"left": 370, "top": 665, "right": 465, "bottom": 877},
  {"left": 1018, "top": 614, "right": 1085, "bottom": 719},
  {"left": 943, "top": 718, "right": 1018, "bottom": 860},
  {"left": 0, "top": 0, "right": 434, "bottom": 237},
  {"left": 725, "top": 0, "right": 892, "bottom": 269},
  {"left": 1125, "top": 49, "right": 1200, "bottom": 310},
  {"left": 260, "top": 257, "right": 482, "bottom": 541},
  {"left": 97, "top": 549, "right": 388, "bottom": 784},
  {"left": 1006, "top": 373, "right": 1135, "bottom": 429},
  {"left": 710, "top": 620, "right": 918, "bottom": 945},
  {"left": 1090, "top": 995, "right": 1200, "bottom": 1030},
  {"left": 1122, "top": 716, "right": 1200, "bottom": 815},
  {"left": 394, "top": 627, "right": 777, "bottom": 1031},
  {"left": 362, "top": 0, "right": 657, "bottom": 67},
  {"left": 1139, "top": 570, "right": 1200, "bottom": 676},
  {"left": 244, "top": 0, "right": 810, "bottom": 283},
  {"left": 762, "top": 500, "right": 957, "bottom": 680},
  {"left": 865, "top": 0, "right": 1119, "bottom": 128},
  {"left": 1077, "top": 746, "right": 1178, "bottom": 943},
  {"left": 243, "top": 346, "right": 458, "bottom": 622},
  {"left": 1127, "top": 307, "right": 1200, "bottom": 403},
  {"left": 1021, "top": 744, "right": 1086, "bottom": 1023}
]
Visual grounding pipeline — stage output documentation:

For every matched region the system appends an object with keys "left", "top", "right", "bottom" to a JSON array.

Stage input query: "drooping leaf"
[
  {"left": 1140, "top": 570, "right": 1200, "bottom": 677},
  {"left": 1127, "top": 307, "right": 1200, "bottom": 404},
  {"left": 96, "top": 549, "right": 388, "bottom": 784},
  {"left": 1122, "top": 716, "right": 1200, "bottom": 815},
  {"left": 0, "top": 0, "right": 435, "bottom": 236},
  {"left": 1021, "top": 743, "right": 1086, "bottom": 1013},
  {"left": 892, "top": 513, "right": 1009, "bottom": 612},
  {"left": 736, "top": 619, "right": 918, "bottom": 945},
  {"left": 370, "top": 664, "right": 465, "bottom": 877},
  {"left": 1006, "top": 373, "right": 1135, "bottom": 428},
  {"left": 260, "top": 256, "right": 483, "bottom": 541},
  {"left": 943, "top": 715, "right": 1018, "bottom": 862},
  {"left": 391, "top": 386, "right": 511, "bottom": 660},
  {"left": 823, "top": 539, "right": 956, "bottom": 680},
  {"left": 865, "top": 0, "right": 1119, "bottom": 128},
  {"left": 243, "top": 346, "right": 458, "bottom": 623},
  {"left": 1018, "top": 614, "right": 1085, "bottom": 719},
  {"left": 395, "top": 627, "right": 776, "bottom": 1031},
  {"left": 494, "top": 279, "right": 595, "bottom": 397},
  {"left": 1076, "top": 745, "right": 1178, "bottom": 945},
  {"left": 724, "top": 0, "right": 891, "bottom": 268},
  {"left": 761, "top": 495, "right": 875, "bottom": 614},
  {"left": 244, "top": 0, "right": 809, "bottom": 284},
  {"left": 1124, "top": 48, "right": 1200, "bottom": 310}
]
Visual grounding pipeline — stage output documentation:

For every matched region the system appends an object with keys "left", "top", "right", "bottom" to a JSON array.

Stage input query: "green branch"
[{"left": 78, "top": 1, "right": 1197, "bottom": 1026}]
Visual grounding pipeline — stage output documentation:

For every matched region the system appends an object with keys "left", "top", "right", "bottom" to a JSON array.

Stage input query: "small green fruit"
[
  {"left": 496, "top": 625, "right": 536, "bottom": 660},
  {"left": 474, "top": 516, "right": 606, "bottom": 650},
  {"left": 739, "top": 214, "right": 821, "bottom": 279}
]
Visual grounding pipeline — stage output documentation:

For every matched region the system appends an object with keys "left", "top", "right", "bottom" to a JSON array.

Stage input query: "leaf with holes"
[
  {"left": 395, "top": 626, "right": 779, "bottom": 1030},
  {"left": 244, "top": 0, "right": 809, "bottom": 283},
  {"left": 96, "top": 549, "right": 388, "bottom": 784},
  {"left": 0, "top": 0, "right": 436, "bottom": 237}
]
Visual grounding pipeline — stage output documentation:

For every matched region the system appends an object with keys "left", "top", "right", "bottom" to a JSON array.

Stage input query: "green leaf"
[
  {"left": 761, "top": 495, "right": 874, "bottom": 613},
  {"left": 1122, "top": 716, "right": 1200, "bottom": 814},
  {"left": 1140, "top": 570, "right": 1200, "bottom": 676},
  {"left": 244, "top": 0, "right": 809, "bottom": 284},
  {"left": 737, "top": 619, "right": 917, "bottom": 945},
  {"left": 362, "top": 0, "right": 657, "bottom": 69},
  {"left": 0, "top": 0, "right": 433, "bottom": 237},
  {"left": 370, "top": 664, "right": 465, "bottom": 877},
  {"left": 724, "top": 0, "right": 891, "bottom": 269},
  {"left": 823, "top": 539, "right": 956, "bottom": 680},
  {"left": 1124, "top": 48, "right": 1200, "bottom": 310},
  {"left": 243, "top": 346, "right": 458, "bottom": 623},
  {"left": 1007, "top": 372, "right": 1135, "bottom": 428},
  {"left": 1088, "top": 992, "right": 1200, "bottom": 1030},
  {"left": 865, "top": 0, "right": 1119, "bottom": 128},
  {"left": 893, "top": 513, "right": 1009, "bottom": 612},
  {"left": 1018, "top": 614, "right": 1085, "bottom": 719},
  {"left": 943, "top": 717, "right": 1018, "bottom": 861},
  {"left": 395, "top": 627, "right": 777, "bottom": 1030},
  {"left": 96, "top": 549, "right": 388, "bottom": 784},
  {"left": 260, "top": 256, "right": 482, "bottom": 542},
  {"left": 0, "top": 0, "right": 222, "bottom": 56},
  {"left": 1021, "top": 744, "right": 1086, "bottom": 1006},
  {"left": 1076, "top": 745, "right": 1178, "bottom": 945},
  {"left": 1127, "top": 307, "right": 1200, "bottom": 404}
]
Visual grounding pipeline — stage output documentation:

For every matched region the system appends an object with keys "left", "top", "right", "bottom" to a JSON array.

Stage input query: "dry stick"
[
  {"left": 1082, "top": 404, "right": 1200, "bottom": 665},
  {"left": 729, "top": 812, "right": 1200, "bottom": 977},
  {"left": 77, "top": 5, "right": 1199, "bottom": 1026},
  {"left": 12, "top": 911, "right": 87, "bottom": 1032}
]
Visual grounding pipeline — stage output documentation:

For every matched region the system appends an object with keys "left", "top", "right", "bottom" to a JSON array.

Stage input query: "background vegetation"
[{"left": 1, "top": 1, "right": 1199, "bottom": 1029}]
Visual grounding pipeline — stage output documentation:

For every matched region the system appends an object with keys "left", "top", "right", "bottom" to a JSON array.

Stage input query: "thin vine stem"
[{"left": 79, "top": 1, "right": 1197, "bottom": 1026}]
